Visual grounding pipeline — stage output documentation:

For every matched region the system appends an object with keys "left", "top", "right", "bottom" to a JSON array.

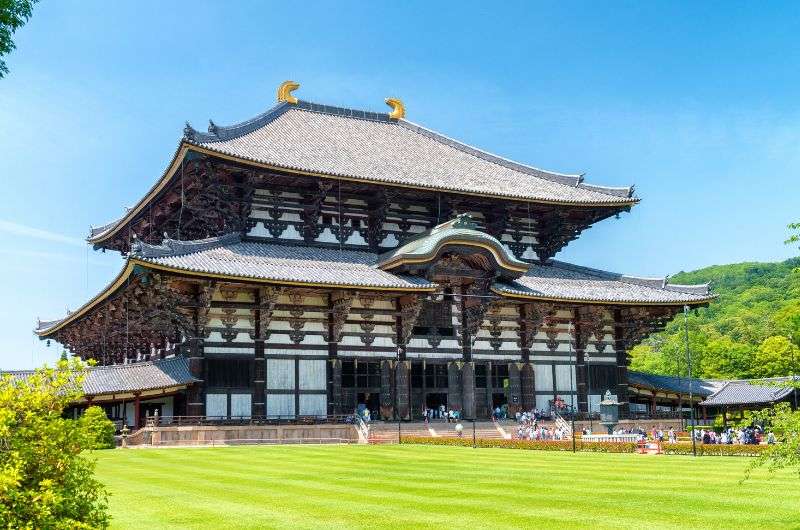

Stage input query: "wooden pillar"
[
  {"left": 651, "top": 394, "right": 657, "bottom": 414},
  {"left": 395, "top": 361, "right": 410, "bottom": 420},
  {"left": 460, "top": 287, "right": 472, "bottom": 362},
  {"left": 380, "top": 359, "right": 394, "bottom": 420},
  {"left": 573, "top": 308, "right": 588, "bottom": 413},
  {"left": 447, "top": 362, "right": 463, "bottom": 413},
  {"left": 461, "top": 362, "right": 475, "bottom": 419},
  {"left": 486, "top": 361, "right": 494, "bottom": 414},
  {"left": 330, "top": 359, "right": 342, "bottom": 415},
  {"left": 252, "top": 290, "right": 266, "bottom": 418},
  {"left": 186, "top": 337, "right": 205, "bottom": 417},
  {"left": 508, "top": 362, "right": 522, "bottom": 415},
  {"left": 133, "top": 392, "right": 141, "bottom": 430},
  {"left": 613, "top": 308, "right": 629, "bottom": 417},
  {"left": 520, "top": 362, "right": 535, "bottom": 411}
]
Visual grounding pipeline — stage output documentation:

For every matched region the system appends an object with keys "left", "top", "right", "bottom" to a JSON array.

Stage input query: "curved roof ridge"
[
  {"left": 549, "top": 260, "right": 711, "bottom": 296},
  {"left": 398, "top": 118, "right": 634, "bottom": 198},
  {"left": 184, "top": 102, "right": 291, "bottom": 143},
  {"left": 130, "top": 232, "right": 241, "bottom": 259}
]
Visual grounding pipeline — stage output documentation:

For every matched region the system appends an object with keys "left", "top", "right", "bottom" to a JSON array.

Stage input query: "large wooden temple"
[{"left": 36, "top": 81, "right": 714, "bottom": 427}]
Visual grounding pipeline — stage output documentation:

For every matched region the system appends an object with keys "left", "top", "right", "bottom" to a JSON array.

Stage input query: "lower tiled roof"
[
  {"left": 1, "top": 357, "right": 198, "bottom": 396},
  {"left": 627, "top": 370, "right": 723, "bottom": 397},
  {"left": 135, "top": 236, "right": 434, "bottom": 290},
  {"left": 700, "top": 377, "right": 798, "bottom": 406},
  {"left": 495, "top": 260, "right": 714, "bottom": 305}
]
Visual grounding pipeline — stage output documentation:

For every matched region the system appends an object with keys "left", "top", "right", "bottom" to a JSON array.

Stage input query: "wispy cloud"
[
  {"left": 0, "top": 220, "right": 86, "bottom": 247},
  {"left": 0, "top": 248, "right": 115, "bottom": 267}
]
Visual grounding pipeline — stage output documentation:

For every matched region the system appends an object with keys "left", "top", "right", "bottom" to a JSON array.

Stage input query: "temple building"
[{"left": 35, "top": 81, "right": 714, "bottom": 428}]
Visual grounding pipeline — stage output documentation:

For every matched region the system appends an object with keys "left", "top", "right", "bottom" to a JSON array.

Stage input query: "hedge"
[
  {"left": 400, "top": 436, "right": 771, "bottom": 456},
  {"left": 400, "top": 436, "right": 637, "bottom": 453}
]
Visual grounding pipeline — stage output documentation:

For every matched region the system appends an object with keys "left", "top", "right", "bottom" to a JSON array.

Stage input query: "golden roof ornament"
[
  {"left": 385, "top": 97, "right": 405, "bottom": 120},
  {"left": 277, "top": 80, "right": 300, "bottom": 104}
]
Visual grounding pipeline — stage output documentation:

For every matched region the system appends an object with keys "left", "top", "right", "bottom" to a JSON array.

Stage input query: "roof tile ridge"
[
  {"left": 293, "top": 99, "right": 394, "bottom": 123},
  {"left": 131, "top": 232, "right": 241, "bottom": 259},
  {"left": 397, "top": 118, "right": 635, "bottom": 199},
  {"left": 183, "top": 102, "right": 291, "bottom": 143}
]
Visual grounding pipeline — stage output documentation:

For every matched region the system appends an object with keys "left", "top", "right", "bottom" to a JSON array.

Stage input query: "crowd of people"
[
  {"left": 694, "top": 426, "right": 776, "bottom": 445},
  {"left": 423, "top": 405, "right": 462, "bottom": 423}
]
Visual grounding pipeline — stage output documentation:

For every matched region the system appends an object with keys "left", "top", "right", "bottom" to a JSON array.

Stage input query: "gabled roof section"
[
  {"left": 1, "top": 357, "right": 198, "bottom": 397},
  {"left": 494, "top": 260, "right": 715, "bottom": 306},
  {"left": 377, "top": 214, "right": 529, "bottom": 280},
  {"left": 184, "top": 99, "right": 636, "bottom": 204},
  {"left": 700, "top": 377, "right": 798, "bottom": 407}
]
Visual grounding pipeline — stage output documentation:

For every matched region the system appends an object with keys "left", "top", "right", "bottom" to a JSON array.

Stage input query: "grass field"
[{"left": 93, "top": 444, "right": 800, "bottom": 529}]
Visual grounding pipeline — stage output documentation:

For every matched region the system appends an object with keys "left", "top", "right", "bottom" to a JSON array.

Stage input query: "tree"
[
  {"left": 80, "top": 406, "right": 116, "bottom": 450},
  {"left": 0, "top": 0, "right": 37, "bottom": 78},
  {"left": 746, "top": 402, "right": 800, "bottom": 480},
  {"left": 753, "top": 336, "right": 800, "bottom": 378},
  {"left": 0, "top": 358, "right": 110, "bottom": 529}
]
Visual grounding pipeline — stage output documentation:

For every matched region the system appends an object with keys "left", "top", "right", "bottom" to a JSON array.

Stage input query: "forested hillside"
[{"left": 628, "top": 258, "right": 800, "bottom": 380}]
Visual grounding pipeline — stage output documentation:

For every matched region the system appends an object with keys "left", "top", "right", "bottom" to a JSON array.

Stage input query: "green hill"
[{"left": 629, "top": 257, "right": 800, "bottom": 379}]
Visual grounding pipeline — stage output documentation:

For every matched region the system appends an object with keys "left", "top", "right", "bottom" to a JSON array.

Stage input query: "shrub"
[
  {"left": 0, "top": 359, "right": 110, "bottom": 529},
  {"left": 400, "top": 436, "right": 638, "bottom": 453},
  {"left": 401, "top": 436, "right": 768, "bottom": 456},
  {"left": 80, "top": 406, "right": 116, "bottom": 450}
]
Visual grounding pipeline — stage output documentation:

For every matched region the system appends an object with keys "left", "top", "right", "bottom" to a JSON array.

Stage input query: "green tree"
[
  {"left": 0, "top": 358, "right": 110, "bottom": 529},
  {"left": 753, "top": 336, "right": 800, "bottom": 378},
  {"left": 80, "top": 406, "right": 116, "bottom": 450},
  {"left": 746, "top": 402, "right": 800, "bottom": 480},
  {"left": 0, "top": 0, "right": 38, "bottom": 78}
]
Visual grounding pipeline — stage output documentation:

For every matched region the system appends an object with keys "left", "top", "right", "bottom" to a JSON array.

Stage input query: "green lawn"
[{"left": 93, "top": 444, "right": 800, "bottom": 529}]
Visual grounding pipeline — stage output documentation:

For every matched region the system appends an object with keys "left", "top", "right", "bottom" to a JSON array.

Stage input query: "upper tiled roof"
[
  {"left": 183, "top": 100, "right": 636, "bottom": 206},
  {"left": 1, "top": 357, "right": 198, "bottom": 396},
  {"left": 132, "top": 234, "right": 434, "bottom": 291},
  {"left": 627, "top": 370, "right": 723, "bottom": 397},
  {"left": 494, "top": 260, "right": 714, "bottom": 305},
  {"left": 700, "top": 377, "right": 798, "bottom": 406}
]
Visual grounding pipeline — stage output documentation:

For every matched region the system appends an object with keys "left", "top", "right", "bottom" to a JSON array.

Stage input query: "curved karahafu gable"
[{"left": 377, "top": 214, "right": 529, "bottom": 281}]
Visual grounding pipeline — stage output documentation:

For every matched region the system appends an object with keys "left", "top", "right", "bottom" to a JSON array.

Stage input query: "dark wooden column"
[
  {"left": 520, "top": 362, "right": 535, "bottom": 411},
  {"left": 380, "top": 359, "right": 394, "bottom": 420},
  {"left": 395, "top": 295, "right": 422, "bottom": 420},
  {"left": 460, "top": 288, "right": 472, "bottom": 362},
  {"left": 508, "top": 362, "right": 522, "bottom": 415},
  {"left": 461, "top": 362, "right": 475, "bottom": 419},
  {"left": 447, "top": 361, "right": 463, "bottom": 412},
  {"left": 613, "top": 308, "right": 630, "bottom": 417},
  {"left": 187, "top": 282, "right": 213, "bottom": 418},
  {"left": 252, "top": 288, "right": 266, "bottom": 418},
  {"left": 133, "top": 392, "right": 141, "bottom": 430},
  {"left": 573, "top": 308, "right": 589, "bottom": 413},
  {"left": 327, "top": 291, "right": 352, "bottom": 416}
]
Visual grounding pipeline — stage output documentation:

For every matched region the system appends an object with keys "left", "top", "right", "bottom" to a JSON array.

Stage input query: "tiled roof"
[
  {"left": 700, "top": 377, "right": 798, "bottom": 406},
  {"left": 183, "top": 100, "right": 635, "bottom": 205},
  {"left": 132, "top": 234, "right": 434, "bottom": 290},
  {"left": 627, "top": 370, "right": 723, "bottom": 397},
  {"left": 494, "top": 260, "right": 714, "bottom": 305},
  {"left": 39, "top": 234, "right": 714, "bottom": 337},
  {"left": 1, "top": 357, "right": 198, "bottom": 396}
]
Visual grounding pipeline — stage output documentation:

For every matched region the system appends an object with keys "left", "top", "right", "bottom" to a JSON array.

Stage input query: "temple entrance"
[
  {"left": 425, "top": 393, "right": 448, "bottom": 418},
  {"left": 356, "top": 392, "right": 380, "bottom": 420}
]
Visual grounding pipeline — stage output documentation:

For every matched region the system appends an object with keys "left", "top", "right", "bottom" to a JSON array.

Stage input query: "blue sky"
[{"left": 1, "top": 1, "right": 799, "bottom": 369}]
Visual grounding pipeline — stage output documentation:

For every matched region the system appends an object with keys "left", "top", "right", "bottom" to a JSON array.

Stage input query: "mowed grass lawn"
[{"left": 93, "top": 444, "right": 800, "bottom": 529}]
